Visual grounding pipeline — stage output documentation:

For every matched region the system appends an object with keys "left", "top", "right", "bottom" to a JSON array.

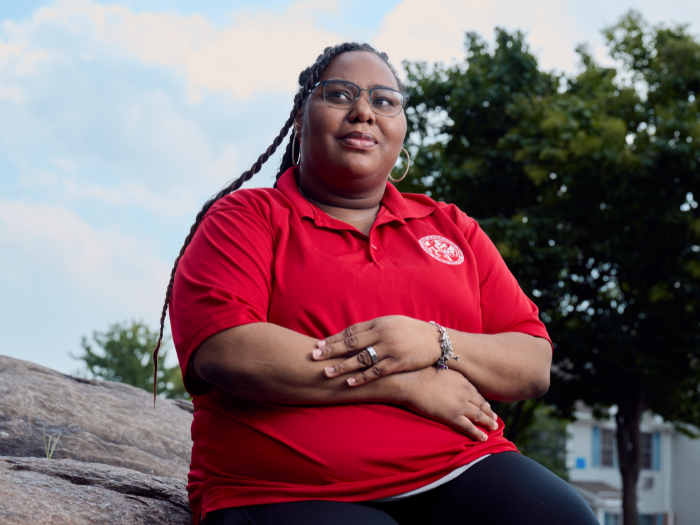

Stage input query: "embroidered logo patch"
[{"left": 418, "top": 235, "right": 464, "bottom": 265}]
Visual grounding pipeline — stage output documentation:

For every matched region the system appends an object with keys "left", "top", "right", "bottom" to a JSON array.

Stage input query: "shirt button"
[{"left": 371, "top": 244, "right": 378, "bottom": 250}]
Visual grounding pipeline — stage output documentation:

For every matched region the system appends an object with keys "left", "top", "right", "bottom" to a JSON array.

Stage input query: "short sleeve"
[
  {"left": 169, "top": 199, "right": 275, "bottom": 383},
  {"left": 465, "top": 221, "right": 552, "bottom": 346}
]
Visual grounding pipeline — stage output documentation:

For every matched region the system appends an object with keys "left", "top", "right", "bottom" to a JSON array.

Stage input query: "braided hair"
[{"left": 152, "top": 42, "right": 406, "bottom": 404}]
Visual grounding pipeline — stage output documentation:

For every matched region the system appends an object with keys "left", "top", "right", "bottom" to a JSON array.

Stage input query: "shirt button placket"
[{"left": 369, "top": 234, "right": 379, "bottom": 263}]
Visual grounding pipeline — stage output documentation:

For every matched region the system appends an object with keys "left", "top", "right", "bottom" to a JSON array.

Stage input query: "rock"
[
  {"left": 0, "top": 456, "right": 192, "bottom": 524},
  {"left": 0, "top": 355, "right": 193, "bottom": 479}
]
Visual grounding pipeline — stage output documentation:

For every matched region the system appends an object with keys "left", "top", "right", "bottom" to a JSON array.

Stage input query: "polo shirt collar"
[{"left": 276, "top": 167, "right": 434, "bottom": 229}]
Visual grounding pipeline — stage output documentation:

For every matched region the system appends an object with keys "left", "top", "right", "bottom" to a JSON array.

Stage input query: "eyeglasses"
[{"left": 311, "top": 80, "right": 408, "bottom": 117}]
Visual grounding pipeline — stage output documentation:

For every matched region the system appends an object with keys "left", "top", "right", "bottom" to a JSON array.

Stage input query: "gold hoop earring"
[
  {"left": 389, "top": 148, "right": 410, "bottom": 183},
  {"left": 292, "top": 130, "right": 301, "bottom": 166}
]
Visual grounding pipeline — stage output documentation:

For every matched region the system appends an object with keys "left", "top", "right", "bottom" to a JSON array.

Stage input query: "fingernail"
[
  {"left": 347, "top": 377, "right": 356, "bottom": 386},
  {"left": 313, "top": 349, "right": 322, "bottom": 359},
  {"left": 482, "top": 433, "right": 488, "bottom": 441},
  {"left": 325, "top": 366, "right": 335, "bottom": 375},
  {"left": 317, "top": 340, "right": 327, "bottom": 347},
  {"left": 493, "top": 413, "right": 498, "bottom": 422}
]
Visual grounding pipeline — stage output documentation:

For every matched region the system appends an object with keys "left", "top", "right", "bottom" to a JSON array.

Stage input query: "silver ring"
[{"left": 366, "top": 346, "right": 378, "bottom": 365}]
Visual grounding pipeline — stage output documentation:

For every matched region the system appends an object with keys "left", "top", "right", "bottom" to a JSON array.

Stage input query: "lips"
[{"left": 339, "top": 131, "right": 378, "bottom": 149}]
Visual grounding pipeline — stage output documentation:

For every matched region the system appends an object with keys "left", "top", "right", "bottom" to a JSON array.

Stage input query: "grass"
[{"left": 42, "top": 427, "right": 61, "bottom": 459}]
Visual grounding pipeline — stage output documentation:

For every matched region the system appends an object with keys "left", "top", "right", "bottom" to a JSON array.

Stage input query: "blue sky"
[{"left": 1, "top": 0, "right": 699, "bottom": 374}]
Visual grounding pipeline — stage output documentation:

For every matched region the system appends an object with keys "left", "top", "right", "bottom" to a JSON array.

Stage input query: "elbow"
[
  {"left": 502, "top": 371, "right": 550, "bottom": 403},
  {"left": 529, "top": 372, "right": 550, "bottom": 399},
  {"left": 528, "top": 339, "right": 552, "bottom": 399}
]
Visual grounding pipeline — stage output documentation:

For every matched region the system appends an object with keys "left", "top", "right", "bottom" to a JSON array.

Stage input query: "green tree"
[
  {"left": 401, "top": 12, "right": 700, "bottom": 525},
  {"left": 516, "top": 405, "right": 570, "bottom": 480},
  {"left": 73, "top": 321, "right": 188, "bottom": 399}
]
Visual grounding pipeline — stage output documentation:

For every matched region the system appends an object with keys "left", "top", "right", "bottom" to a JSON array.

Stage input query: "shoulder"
[
  {"left": 401, "top": 192, "right": 479, "bottom": 236},
  {"left": 192, "top": 188, "right": 296, "bottom": 243},
  {"left": 205, "top": 187, "right": 291, "bottom": 220}
]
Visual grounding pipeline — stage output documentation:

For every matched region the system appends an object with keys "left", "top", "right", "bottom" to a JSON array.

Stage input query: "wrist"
[
  {"left": 390, "top": 370, "right": 414, "bottom": 407},
  {"left": 429, "top": 321, "right": 459, "bottom": 370},
  {"left": 426, "top": 321, "right": 443, "bottom": 364},
  {"left": 392, "top": 368, "right": 431, "bottom": 407}
]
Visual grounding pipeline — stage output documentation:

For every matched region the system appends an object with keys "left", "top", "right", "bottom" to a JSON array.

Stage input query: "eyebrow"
[{"left": 333, "top": 79, "right": 399, "bottom": 91}]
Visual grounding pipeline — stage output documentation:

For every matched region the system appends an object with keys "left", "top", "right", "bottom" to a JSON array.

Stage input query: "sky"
[{"left": 1, "top": 0, "right": 699, "bottom": 375}]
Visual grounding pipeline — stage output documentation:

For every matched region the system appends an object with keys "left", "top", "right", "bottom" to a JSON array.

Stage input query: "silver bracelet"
[{"left": 430, "top": 321, "right": 459, "bottom": 370}]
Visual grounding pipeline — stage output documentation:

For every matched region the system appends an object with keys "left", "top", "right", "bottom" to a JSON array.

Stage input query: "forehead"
[{"left": 319, "top": 51, "right": 399, "bottom": 89}]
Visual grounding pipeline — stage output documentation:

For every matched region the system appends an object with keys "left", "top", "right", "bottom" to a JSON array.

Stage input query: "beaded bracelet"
[{"left": 430, "top": 321, "right": 460, "bottom": 370}]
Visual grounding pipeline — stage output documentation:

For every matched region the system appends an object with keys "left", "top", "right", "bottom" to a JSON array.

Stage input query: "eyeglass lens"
[{"left": 322, "top": 80, "right": 405, "bottom": 117}]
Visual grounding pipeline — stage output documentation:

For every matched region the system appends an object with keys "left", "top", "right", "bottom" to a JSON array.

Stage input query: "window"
[
  {"left": 642, "top": 433, "right": 652, "bottom": 469},
  {"left": 592, "top": 427, "right": 617, "bottom": 467},
  {"left": 639, "top": 514, "right": 664, "bottom": 525},
  {"left": 604, "top": 513, "right": 621, "bottom": 525},
  {"left": 608, "top": 513, "right": 664, "bottom": 525},
  {"left": 641, "top": 432, "right": 661, "bottom": 470},
  {"left": 601, "top": 428, "right": 615, "bottom": 466},
  {"left": 593, "top": 427, "right": 660, "bottom": 470}
]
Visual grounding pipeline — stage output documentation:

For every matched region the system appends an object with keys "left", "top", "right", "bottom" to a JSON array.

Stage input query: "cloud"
[
  {"left": 0, "top": 199, "right": 169, "bottom": 309},
  {"left": 23, "top": 0, "right": 345, "bottom": 101},
  {"left": 0, "top": 198, "right": 177, "bottom": 372},
  {"left": 375, "top": 0, "right": 700, "bottom": 76},
  {"left": 374, "top": 0, "right": 585, "bottom": 73},
  {"left": 1, "top": 1, "right": 306, "bottom": 219},
  {"left": 0, "top": 30, "right": 48, "bottom": 102}
]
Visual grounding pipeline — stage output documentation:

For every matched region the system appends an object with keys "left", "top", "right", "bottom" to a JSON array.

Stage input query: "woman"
[{"left": 155, "top": 43, "right": 598, "bottom": 525}]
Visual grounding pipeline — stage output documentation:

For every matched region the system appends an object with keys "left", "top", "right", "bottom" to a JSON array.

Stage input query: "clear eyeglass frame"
[{"left": 311, "top": 79, "right": 409, "bottom": 117}]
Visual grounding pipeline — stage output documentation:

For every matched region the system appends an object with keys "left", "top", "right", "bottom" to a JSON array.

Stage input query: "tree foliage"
[
  {"left": 73, "top": 321, "right": 187, "bottom": 399},
  {"left": 516, "top": 404, "right": 569, "bottom": 480},
  {"left": 400, "top": 11, "right": 700, "bottom": 524}
]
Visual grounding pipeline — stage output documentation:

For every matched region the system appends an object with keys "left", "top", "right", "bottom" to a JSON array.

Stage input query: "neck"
[{"left": 297, "top": 172, "right": 383, "bottom": 223}]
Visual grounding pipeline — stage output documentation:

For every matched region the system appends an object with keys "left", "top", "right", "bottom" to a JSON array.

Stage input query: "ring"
[{"left": 366, "top": 346, "right": 378, "bottom": 365}]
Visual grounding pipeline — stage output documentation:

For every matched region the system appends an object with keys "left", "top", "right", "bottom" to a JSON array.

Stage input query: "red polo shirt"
[{"left": 170, "top": 167, "right": 551, "bottom": 522}]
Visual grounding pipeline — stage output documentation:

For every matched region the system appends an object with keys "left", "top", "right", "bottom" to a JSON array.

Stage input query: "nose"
[{"left": 348, "top": 89, "right": 375, "bottom": 124}]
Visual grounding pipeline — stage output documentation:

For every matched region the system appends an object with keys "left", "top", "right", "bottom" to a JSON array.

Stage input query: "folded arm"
[
  {"left": 314, "top": 316, "right": 552, "bottom": 402},
  {"left": 190, "top": 322, "right": 498, "bottom": 441},
  {"left": 190, "top": 322, "right": 400, "bottom": 405},
  {"left": 448, "top": 330, "right": 551, "bottom": 401}
]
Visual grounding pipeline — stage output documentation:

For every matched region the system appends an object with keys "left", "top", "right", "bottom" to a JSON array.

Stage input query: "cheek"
[
  {"left": 384, "top": 118, "right": 407, "bottom": 148},
  {"left": 305, "top": 102, "right": 339, "bottom": 135}
]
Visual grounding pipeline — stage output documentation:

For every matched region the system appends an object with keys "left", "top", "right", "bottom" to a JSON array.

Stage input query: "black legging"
[{"left": 203, "top": 452, "right": 598, "bottom": 525}]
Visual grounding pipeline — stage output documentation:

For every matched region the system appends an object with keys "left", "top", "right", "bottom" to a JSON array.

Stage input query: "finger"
[
  {"left": 346, "top": 357, "right": 400, "bottom": 386},
  {"left": 317, "top": 321, "right": 375, "bottom": 348},
  {"left": 464, "top": 401, "right": 499, "bottom": 431},
  {"left": 324, "top": 347, "right": 380, "bottom": 378},
  {"left": 451, "top": 415, "right": 489, "bottom": 442},
  {"left": 478, "top": 398, "right": 498, "bottom": 428},
  {"left": 313, "top": 328, "right": 376, "bottom": 361},
  {"left": 463, "top": 386, "right": 497, "bottom": 425}
]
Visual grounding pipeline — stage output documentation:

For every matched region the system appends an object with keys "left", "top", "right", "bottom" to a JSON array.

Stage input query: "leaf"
[
  {"left": 524, "top": 165, "right": 549, "bottom": 186},
  {"left": 569, "top": 131, "right": 603, "bottom": 156}
]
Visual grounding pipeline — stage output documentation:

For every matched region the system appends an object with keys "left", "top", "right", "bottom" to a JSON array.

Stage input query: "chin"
[{"left": 335, "top": 163, "right": 384, "bottom": 183}]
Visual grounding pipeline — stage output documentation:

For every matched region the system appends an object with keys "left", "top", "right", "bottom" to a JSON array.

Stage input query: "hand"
[
  {"left": 399, "top": 368, "right": 499, "bottom": 441},
  {"left": 312, "top": 316, "right": 443, "bottom": 386}
]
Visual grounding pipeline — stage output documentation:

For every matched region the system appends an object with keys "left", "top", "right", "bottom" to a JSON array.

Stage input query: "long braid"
[{"left": 152, "top": 42, "right": 406, "bottom": 406}]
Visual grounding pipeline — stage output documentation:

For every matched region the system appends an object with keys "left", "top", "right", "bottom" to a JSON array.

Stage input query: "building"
[{"left": 566, "top": 403, "right": 700, "bottom": 525}]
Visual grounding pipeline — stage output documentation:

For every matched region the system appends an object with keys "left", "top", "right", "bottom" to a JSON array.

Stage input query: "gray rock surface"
[
  {"left": 0, "top": 456, "right": 192, "bottom": 524},
  {"left": 0, "top": 355, "right": 193, "bottom": 479}
]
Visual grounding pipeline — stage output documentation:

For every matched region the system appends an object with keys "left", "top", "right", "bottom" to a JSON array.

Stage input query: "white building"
[{"left": 566, "top": 403, "right": 700, "bottom": 525}]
